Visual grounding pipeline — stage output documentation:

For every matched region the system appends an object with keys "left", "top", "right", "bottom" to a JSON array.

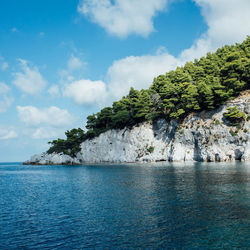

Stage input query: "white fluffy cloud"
[
  {"left": 197, "top": 0, "right": 250, "bottom": 44},
  {"left": 63, "top": 79, "right": 108, "bottom": 105},
  {"left": 17, "top": 106, "right": 74, "bottom": 127},
  {"left": 12, "top": 59, "right": 47, "bottom": 95},
  {"left": 181, "top": 0, "right": 250, "bottom": 61},
  {"left": 48, "top": 85, "right": 60, "bottom": 97},
  {"left": 66, "top": 0, "right": 250, "bottom": 105},
  {"left": 107, "top": 51, "right": 181, "bottom": 99},
  {"left": 0, "top": 82, "right": 14, "bottom": 112},
  {"left": 0, "top": 127, "right": 17, "bottom": 140},
  {"left": 102, "top": 0, "right": 250, "bottom": 99},
  {"left": 31, "top": 127, "right": 65, "bottom": 139},
  {"left": 78, "top": 0, "right": 168, "bottom": 38}
]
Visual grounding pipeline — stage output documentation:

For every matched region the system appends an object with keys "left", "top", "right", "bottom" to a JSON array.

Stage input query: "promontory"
[{"left": 24, "top": 37, "right": 250, "bottom": 165}]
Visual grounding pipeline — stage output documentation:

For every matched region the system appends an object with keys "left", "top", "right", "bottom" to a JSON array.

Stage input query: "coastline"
[{"left": 24, "top": 92, "right": 250, "bottom": 165}]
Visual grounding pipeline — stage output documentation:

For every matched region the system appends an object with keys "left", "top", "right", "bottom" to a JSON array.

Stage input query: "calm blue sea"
[{"left": 0, "top": 162, "right": 249, "bottom": 249}]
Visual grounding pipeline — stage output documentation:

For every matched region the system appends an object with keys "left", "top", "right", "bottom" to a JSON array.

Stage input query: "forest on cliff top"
[{"left": 48, "top": 37, "right": 250, "bottom": 157}]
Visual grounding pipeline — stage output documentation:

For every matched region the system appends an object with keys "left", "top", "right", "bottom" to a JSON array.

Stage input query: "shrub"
[
  {"left": 223, "top": 106, "right": 246, "bottom": 126},
  {"left": 236, "top": 124, "right": 242, "bottom": 130},
  {"left": 147, "top": 146, "right": 155, "bottom": 154},
  {"left": 229, "top": 129, "right": 237, "bottom": 136},
  {"left": 215, "top": 120, "right": 221, "bottom": 125}
]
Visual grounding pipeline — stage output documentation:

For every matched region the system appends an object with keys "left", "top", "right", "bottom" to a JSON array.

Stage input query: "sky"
[{"left": 0, "top": 0, "right": 249, "bottom": 162}]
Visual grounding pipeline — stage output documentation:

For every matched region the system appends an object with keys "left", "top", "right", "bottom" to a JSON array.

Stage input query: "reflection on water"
[{"left": 0, "top": 162, "right": 249, "bottom": 249}]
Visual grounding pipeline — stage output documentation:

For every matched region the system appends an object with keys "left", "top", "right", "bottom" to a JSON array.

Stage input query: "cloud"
[
  {"left": 67, "top": 54, "right": 85, "bottom": 71},
  {"left": 181, "top": 0, "right": 250, "bottom": 61},
  {"left": 78, "top": 0, "right": 168, "bottom": 38},
  {"left": 196, "top": 0, "right": 250, "bottom": 44},
  {"left": 0, "top": 82, "right": 10, "bottom": 95},
  {"left": 63, "top": 79, "right": 107, "bottom": 105},
  {"left": 1, "top": 62, "right": 8, "bottom": 71},
  {"left": 12, "top": 59, "right": 47, "bottom": 95},
  {"left": 0, "top": 127, "right": 18, "bottom": 140},
  {"left": 31, "top": 127, "right": 65, "bottom": 139},
  {"left": 17, "top": 106, "right": 74, "bottom": 127},
  {"left": 58, "top": 69, "right": 75, "bottom": 83},
  {"left": 0, "top": 57, "right": 8, "bottom": 71},
  {"left": 58, "top": 54, "right": 86, "bottom": 86},
  {"left": 0, "top": 82, "right": 14, "bottom": 112},
  {"left": 48, "top": 85, "right": 60, "bottom": 97},
  {"left": 66, "top": 0, "right": 250, "bottom": 106},
  {"left": 107, "top": 50, "right": 181, "bottom": 99},
  {"left": 102, "top": 0, "right": 250, "bottom": 100},
  {"left": 17, "top": 106, "right": 75, "bottom": 140}
]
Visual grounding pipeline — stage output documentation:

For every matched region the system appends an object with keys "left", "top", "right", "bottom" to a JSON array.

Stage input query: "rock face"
[
  {"left": 24, "top": 152, "right": 80, "bottom": 165},
  {"left": 24, "top": 94, "right": 250, "bottom": 165}
]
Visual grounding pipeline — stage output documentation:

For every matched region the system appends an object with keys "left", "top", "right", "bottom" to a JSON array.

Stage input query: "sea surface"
[{"left": 0, "top": 162, "right": 249, "bottom": 249}]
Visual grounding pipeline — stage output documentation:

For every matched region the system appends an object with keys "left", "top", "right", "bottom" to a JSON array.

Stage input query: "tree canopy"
[{"left": 48, "top": 37, "right": 250, "bottom": 157}]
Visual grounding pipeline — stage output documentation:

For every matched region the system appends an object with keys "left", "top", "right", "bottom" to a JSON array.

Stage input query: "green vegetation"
[
  {"left": 215, "top": 120, "right": 221, "bottom": 125},
  {"left": 47, "top": 37, "right": 250, "bottom": 156},
  {"left": 47, "top": 128, "right": 85, "bottom": 157},
  {"left": 147, "top": 146, "right": 155, "bottom": 154},
  {"left": 223, "top": 106, "right": 246, "bottom": 125},
  {"left": 236, "top": 124, "right": 242, "bottom": 131},
  {"left": 229, "top": 129, "right": 238, "bottom": 136}
]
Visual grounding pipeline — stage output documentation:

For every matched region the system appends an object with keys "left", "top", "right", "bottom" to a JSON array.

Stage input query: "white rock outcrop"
[
  {"left": 24, "top": 152, "right": 80, "bottom": 165},
  {"left": 24, "top": 93, "right": 250, "bottom": 165}
]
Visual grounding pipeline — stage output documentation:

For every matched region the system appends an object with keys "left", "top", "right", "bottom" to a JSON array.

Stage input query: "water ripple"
[{"left": 0, "top": 162, "right": 249, "bottom": 249}]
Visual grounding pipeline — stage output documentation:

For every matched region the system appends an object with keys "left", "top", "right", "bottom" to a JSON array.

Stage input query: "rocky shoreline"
[{"left": 24, "top": 93, "right": 250, "bottom": 165}]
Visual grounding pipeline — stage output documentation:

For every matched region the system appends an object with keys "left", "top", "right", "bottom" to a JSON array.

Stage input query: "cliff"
[{"left": 24, "top": 93, "right": 250, "bottom": 165}]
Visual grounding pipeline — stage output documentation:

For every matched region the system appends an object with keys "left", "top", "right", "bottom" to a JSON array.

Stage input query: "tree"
[
  {"left": 47, "top": 37, "right": 250, "bottom": 156},
  {"left": 197, "top": 82, "right": 214, "bottom": 109},
  {"left": 223, "top": 106, "right": 246, "bottom": 125},
  {"left": 86, "top": 114, "right": 97, "bottom": 130}
]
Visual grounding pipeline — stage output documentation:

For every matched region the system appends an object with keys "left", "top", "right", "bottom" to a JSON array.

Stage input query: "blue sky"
[{"left": 0, "top": 0, "right": 249, "bottom": 161}]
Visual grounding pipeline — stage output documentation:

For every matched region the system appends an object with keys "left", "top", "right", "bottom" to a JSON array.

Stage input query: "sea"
[{"left": 0, "top": 162, "right": 249, "bottom": 249}]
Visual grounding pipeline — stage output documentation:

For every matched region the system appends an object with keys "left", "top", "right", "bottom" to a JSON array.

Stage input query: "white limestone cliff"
[
  {"left": 24, "top": 93, "right": 250, "bottom": 165},
  {"left": 26, "top": 152, "right": 80, "bottom": 165}
]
